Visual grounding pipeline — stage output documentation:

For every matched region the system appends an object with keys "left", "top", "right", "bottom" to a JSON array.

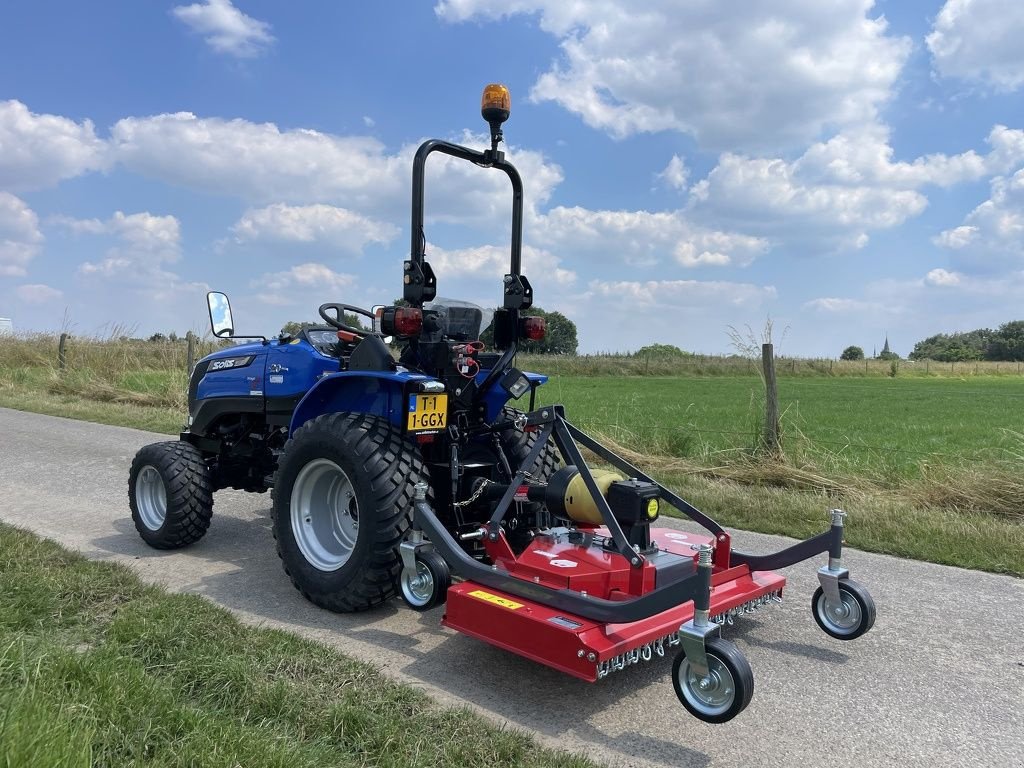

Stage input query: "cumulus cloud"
[
  {"left": 935, "top": 168, "right": 1024, "bottom": 261},
  {"left": 16, "top": 284, "right": 63, "bottom": 303},
  {"left": 657, "top": 155, "right": 689, "bottom": 191},
  {"left": 52, "top": 211, "right": 182, "bottom": 278},
  {"left": 0, "top": 101, "right": 108, "bottom": 192},
  {"left": 437, "top": 0, "right": 911, "bottom": 153},
  {"left": 586, "top": 278, "right": 776, "bottom": 307},
  {"left": 688, "top": 124, "right": 1024, "bottom": 251},
  {"left": 925, "top": 268, "right": 963, "bottom": 286},
  {"left": 231, "top": 203, "right": 399, "bottom": 255},
  {"left": 427, "top": 243, "right": 576, "bottom": 286},
  {"left": 172, "top": 0, "right": 274, "bottom": 58},
  {"left": 803, "top": 297, "right": 878, "bottom": 313},
  {"left": 0, "top": 193, "right": 43, "bottom": 277},
  {"left": 251, "top": 262, "right": 356, "bottom": 305},
  {"left": 109, "top": 116, "right": 562, "bottom": 229},
  {"left": 927, "top": 0, "right": 1024, "bottom": 90},
  {"left": 533, "top": 206, "right": 768, "bottom": 269}
]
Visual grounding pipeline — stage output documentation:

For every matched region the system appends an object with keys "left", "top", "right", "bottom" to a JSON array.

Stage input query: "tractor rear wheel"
[
  {"left": 272, "top": 413, "right": 429, "bottom": 613},
  {"left": 129, "top": 441, "right": 214, "bottom": 549},
  {"left": 500, "top": 406, "right": 560, "bottom": 480}
]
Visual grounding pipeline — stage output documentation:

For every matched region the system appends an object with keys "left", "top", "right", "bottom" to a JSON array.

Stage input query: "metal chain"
[
  {"left": 452, "top": 479, "right": 493, "bottom": 508},
  {"left": 452, "top": 470, "right": 534, "bottom": 509}
]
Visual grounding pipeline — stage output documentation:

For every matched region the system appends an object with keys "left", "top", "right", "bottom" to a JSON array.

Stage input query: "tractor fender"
[{"left": 288, "top": 370, "right": 435, "bottom": 436}]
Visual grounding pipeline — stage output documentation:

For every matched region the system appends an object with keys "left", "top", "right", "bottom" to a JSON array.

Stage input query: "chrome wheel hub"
[{"left": 136, "top": 465, "right": 167, "bottom": 531}]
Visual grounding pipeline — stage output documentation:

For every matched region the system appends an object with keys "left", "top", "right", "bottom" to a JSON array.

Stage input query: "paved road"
[{"left": 1, "top": 407, "right": 1022, "bottom": 767}]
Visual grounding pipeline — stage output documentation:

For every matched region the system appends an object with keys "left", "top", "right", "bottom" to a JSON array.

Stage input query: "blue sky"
[{"left": 1, "top": 0, "right": 1023, "bottom": 356}]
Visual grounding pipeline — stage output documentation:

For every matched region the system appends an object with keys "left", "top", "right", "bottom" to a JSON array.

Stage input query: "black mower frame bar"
[{"left": 412, "top": 405, "right": 846, "bottom": 624}]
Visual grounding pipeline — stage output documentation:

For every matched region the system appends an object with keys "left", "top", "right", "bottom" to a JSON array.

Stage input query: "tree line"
[{"left": 907, "top": 321, "right": 1024, "bottom": 362}]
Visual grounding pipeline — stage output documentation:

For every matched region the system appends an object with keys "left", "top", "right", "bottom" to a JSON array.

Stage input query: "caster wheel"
[
  {"left": 671, "top": 637, "right": 754, "bottom": 723},
  {"left": 400, "top": 551, "right": 450, "bottom": 612},
  {"left": 811, "top": 579, "right": 876, "bottom": 640}
]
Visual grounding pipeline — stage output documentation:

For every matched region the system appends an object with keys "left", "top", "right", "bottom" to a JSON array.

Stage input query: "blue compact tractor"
[{"left": 129, "top": 84, "right": 876, "bottom": 723}]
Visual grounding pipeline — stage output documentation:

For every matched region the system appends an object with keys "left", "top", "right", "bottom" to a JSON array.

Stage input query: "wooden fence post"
[
  {"left": 186, "top": 331, "right": 196, "bottom": 375},
  {"left": 58, "top": 333, "right": 68, "bottom": 371},
  {"left": 762, "top": 343, "right": 781, "bottom": 454}
]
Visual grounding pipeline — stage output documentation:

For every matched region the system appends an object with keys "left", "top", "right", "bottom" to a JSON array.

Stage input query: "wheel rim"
[
  {"left": 290, "top": 458, "right": 359, "bottom": 572},
  {"left": 401, "top": 561, "right": 434, "bottom": 607},
  {"left": 817, "top": 590, "right": 862, "bottom": 635},
  {"left": 679, "top": 653, "right": 736, "bottom": 717},
  {"left": 135, "top": 465, "right": 167, "bottom": 531}
]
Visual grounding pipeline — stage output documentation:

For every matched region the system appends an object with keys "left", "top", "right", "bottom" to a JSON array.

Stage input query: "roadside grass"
[{"left": 0, "top": 523, "right": 599, "bottom": 768}]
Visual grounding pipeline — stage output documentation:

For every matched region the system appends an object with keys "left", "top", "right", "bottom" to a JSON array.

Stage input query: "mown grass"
[{"left": 0, "top": 523, "right": 599, "bottom": 768}]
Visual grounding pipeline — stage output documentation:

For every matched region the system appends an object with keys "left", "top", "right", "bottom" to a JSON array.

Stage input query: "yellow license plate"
[{"left": 407, "top": 393, "right": 448, "bottom": 433}]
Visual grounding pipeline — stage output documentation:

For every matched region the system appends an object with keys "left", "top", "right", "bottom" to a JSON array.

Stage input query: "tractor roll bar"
[{"left": 406, "top": 139, "right": 526, "bottom": 306}]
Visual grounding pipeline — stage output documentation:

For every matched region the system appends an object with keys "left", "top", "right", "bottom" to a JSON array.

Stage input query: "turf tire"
[
  {"left": 271, "top": 412, "right": 429, "bottom": 613},
  {"left": 500, "top": 406, "right": 561, "bottom": 482},
  {"left": 129, "top": 441, "right": 214, "bottom": 549}
]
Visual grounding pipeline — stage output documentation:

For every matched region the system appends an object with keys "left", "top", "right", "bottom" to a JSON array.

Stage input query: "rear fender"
[
  {"left": 478, "top": 370, "right": 548, "bottom": 422},
  {"left": 289, "top": 371, "right": 432, "bottom": 436}
]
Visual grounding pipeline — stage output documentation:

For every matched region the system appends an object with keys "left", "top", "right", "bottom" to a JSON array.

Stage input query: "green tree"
[
  {"left": 909, "top": 329, "right": 992, "bottom": 361},
  {"left": 986, "top": 320, "right": 1024, "bottom": 361},
  {"left": 840, "top": 345, "right": 864, "bottom": 360},
  {"left": 635, "top": 343, "right": 692, "bottom": 358}
]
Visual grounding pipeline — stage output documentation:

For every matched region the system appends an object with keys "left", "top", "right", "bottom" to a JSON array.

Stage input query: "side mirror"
[{"left": 207, "top": 291, "right": 234, "bottom": 338}]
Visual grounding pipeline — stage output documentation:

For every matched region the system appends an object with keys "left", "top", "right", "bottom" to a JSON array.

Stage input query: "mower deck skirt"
[{"left": 443, "top": 566, "right": 786, "bottom": 682}]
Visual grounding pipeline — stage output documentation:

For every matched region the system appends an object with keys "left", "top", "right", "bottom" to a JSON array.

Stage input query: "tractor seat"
[{"left": 346, "top": 334, "right": 396, "bottom": 372}]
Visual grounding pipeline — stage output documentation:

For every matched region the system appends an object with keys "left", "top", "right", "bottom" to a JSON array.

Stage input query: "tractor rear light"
[
  {"left": 521, "top": 316, "right": 546, "bottom": 341},
  {"left": 381, "top": 306, "right": 423, "bottom": 337},
  {"left": 337, "top": 330, "right": 359, "bottom": 343}
]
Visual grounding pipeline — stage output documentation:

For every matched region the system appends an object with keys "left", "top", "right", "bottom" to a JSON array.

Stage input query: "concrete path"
[{"left": 1, "top": 407, "right": 1021, "bottom": 768}]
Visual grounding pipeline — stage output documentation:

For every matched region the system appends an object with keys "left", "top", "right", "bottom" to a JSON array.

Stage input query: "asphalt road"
[{"left": 1, "top": 407, "right": 1022, "bottom": 768}]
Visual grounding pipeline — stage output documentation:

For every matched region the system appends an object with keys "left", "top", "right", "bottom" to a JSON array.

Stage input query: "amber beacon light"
[{"left": 481, "top": 83, "right": 511, "bottom": 151}]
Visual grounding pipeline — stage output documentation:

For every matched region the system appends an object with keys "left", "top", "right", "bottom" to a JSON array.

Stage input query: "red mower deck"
[{"left": 443, "top": 528, "right": 786, "bottom": 681}]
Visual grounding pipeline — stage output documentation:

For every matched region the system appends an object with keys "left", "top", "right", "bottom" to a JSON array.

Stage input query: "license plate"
[{"left": 407, "top": 393, "right": 448, "bottom": 433}]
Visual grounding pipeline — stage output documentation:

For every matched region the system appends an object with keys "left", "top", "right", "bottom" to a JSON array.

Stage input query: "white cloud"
[
  {"left": 427, "top": 243, "right": 576, "bottom": 286},
  {"left": 171, "top": 0, "right": 274, "bottom": 58},
  {"left": 231, "top": 203, "right": 399, "bottom": 255},
  {"left": 109, "top": 116, "right": 563, "bottom": 230},
  {"left": 251, "top": 262, "right": 356, "bottom": 305},
  {"left": 55, "top": 211, "right": 182, "bottom": 278},
  {"left": 925, "top": 268, "right": 963, "bottom": 286},
  {"left": 803, "top": 297, "right": 878, "bottom": 313},
  {"left": 688, "top": 124, "right": 1024, "bottom": 251},
  {"left": 0, "top": 193, "right": 43, "bottom": 277},
  {"left": 437, "top": 0, "right": 911, "bottom": 153},
  {"left": 0, "top": 101, "right": 108, "bottom": 192},
  {"left": 657, "top": 155, "right": 689, "bottom": 191},
  {"left": 936, "top": 167, "right": 1024, "bottom": 259},
  {"left": 586, "top": 278, "right": 776, "bottom": 307},
  {"left": 16, "top": 284, "right": 62, "bottom": 303},
  {"left": 533, "top": 206, "right": 768, "bottom": 268},
  {"left": 927, "top": 0, "right": 1024, "bottom": 90}
]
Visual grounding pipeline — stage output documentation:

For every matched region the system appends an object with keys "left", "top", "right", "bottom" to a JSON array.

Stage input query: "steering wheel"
[{"left": 318, "top": 303, "right": 375, "bottom": 335}]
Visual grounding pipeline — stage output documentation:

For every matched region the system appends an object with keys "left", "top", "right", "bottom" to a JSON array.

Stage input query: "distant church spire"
[{"left": 882, "top": 336, "right": 891, "bottom": 355}]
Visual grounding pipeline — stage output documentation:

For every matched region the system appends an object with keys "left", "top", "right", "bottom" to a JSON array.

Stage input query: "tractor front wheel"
[
  {"left": 129, "top": 441, "right": 214, "bottom": 549},
  {"left": 272, "top": 413, "right": 429, "bottom": 613}
]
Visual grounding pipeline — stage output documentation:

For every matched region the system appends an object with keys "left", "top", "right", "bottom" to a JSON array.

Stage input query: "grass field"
[
  {"left": 0, "top": 523, "right": 598, "bottom": 768},
  {"left": 537, "top": 375, "right": 1024, "bottom": 479},
  {"left": 1, "top": 334, "right": 1022, "bottom": 574}
]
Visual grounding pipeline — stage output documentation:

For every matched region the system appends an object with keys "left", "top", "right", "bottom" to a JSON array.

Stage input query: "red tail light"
[
  {"left": 395, "top": 307, "right": 423, "bottom": 336},
  {"left": 521, "top": 316, "right": 546, "bottom": 340},
  {"left": 383, "top": 306, "right": 422, "bottom": 337}
]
